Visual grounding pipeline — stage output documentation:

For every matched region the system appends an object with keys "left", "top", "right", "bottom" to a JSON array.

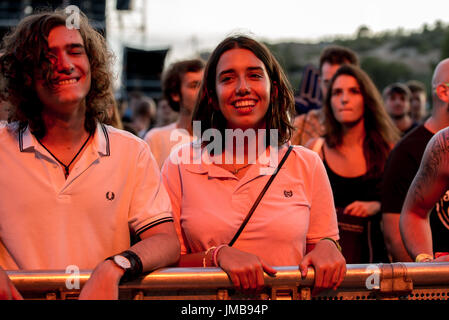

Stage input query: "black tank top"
[
  {"left": 322, "top": 147, "right": 387, "bottom": 263},
  {"left": 322, "top": 148, "right": 381, "bottom": 208}
]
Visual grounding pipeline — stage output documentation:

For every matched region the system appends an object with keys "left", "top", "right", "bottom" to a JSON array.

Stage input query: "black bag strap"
[{"left": 228, "top": 145, "right": 294, "bottom": 247}]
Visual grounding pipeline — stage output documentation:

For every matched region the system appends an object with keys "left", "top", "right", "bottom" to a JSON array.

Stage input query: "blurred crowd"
[{"left": 1, "top": 7, "right": 449, "bottom": 301}]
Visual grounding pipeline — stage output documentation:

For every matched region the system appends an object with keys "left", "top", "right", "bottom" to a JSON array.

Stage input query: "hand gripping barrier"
[{"left": 6, "top": 262, "right": 449, "bottom": 300}]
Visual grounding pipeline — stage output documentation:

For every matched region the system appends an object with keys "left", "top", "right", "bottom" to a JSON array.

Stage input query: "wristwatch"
[
  {"left": 106, "top": 250, "right": 143, "bottom": 282},
  {"left": 110, "top": 254, "right": 132, "bottom": 270}
]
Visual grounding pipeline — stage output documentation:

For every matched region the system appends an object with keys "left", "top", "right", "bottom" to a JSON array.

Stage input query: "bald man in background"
[
  {"left": 382, "top": 58, "right": 449, "bottom": 262},
  {"left": 400, "top": 126, "right": 449, "bottom": 262}
]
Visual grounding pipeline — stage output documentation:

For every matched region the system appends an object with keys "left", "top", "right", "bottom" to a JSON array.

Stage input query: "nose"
[
  {"left": 55, "top": 53, "right": 74, "bottom": 74},
  {"left": 235, "top": 77, "right": 250, "bottom": 95},
  {"left": 341, "top": 91, "right": 349, "bottom": 104}
]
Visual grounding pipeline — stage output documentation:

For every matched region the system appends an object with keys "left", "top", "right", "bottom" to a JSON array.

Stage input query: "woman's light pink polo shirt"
[{"left": 162, "top": 144, "right": 338, "bottom": 266}]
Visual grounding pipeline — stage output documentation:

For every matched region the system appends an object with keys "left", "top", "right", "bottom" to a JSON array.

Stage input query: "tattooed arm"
[{"left": 400, "top": 128, "right": 449, "bottom": 260}]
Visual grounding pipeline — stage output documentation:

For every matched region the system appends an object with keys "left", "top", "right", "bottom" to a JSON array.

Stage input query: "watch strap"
[{"left": 106, "top": 250, "right": 143, "bottom": 282}]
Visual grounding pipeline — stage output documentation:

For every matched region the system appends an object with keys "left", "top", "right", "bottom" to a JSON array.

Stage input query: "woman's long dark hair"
[
  {"left": 323, "top": 64, "right": 400, "bottom": 177},
  {"left": 192, "top": 35, "right": 295, "bottom": 147}
]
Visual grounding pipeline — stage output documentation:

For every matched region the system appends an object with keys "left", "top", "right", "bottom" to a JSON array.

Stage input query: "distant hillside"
[{"left": 264, "top": 20, "right": 449, "bottom": 97}]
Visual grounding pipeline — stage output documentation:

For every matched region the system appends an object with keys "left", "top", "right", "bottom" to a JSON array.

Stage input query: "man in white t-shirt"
[
  {"left": 0, "top": 9, "right": 179, "bottom": 300},
  {"left": 144, "top": 59, "right": 204, "bottom": 169}
]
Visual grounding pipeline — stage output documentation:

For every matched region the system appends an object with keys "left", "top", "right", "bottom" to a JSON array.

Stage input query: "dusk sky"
[
  {"left": 107, "top": 0, "right": 449, "bottom": 75},
  {"left": 143, "top": 0, "right": 449, "bottom": 41},
  {"left": 132, "top": 0, "right": 449, "bottom": 62}
]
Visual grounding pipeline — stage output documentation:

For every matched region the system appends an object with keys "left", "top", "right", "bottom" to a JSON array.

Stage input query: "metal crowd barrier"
[{"left": 7, "top": 262, "right": 449, "bottom": 300}]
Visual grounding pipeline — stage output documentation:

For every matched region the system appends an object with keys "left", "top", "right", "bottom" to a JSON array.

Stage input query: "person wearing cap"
[
  {"left": 382, "top": 59, "right": 449, "bottom": 262},
  {"left": 383, "top": 82, "right": 418, "bottom": 136},
  {"left": 406, "top": 80, "right": 428, "bottom": 124}
]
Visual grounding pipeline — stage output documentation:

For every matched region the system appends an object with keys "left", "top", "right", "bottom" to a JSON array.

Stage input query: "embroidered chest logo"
[
  {"left": 106, "top": 191, "right": 115, "bottom": 201},
  {"left": 284, "top": 190, "right": 293, "bottom": 198}
]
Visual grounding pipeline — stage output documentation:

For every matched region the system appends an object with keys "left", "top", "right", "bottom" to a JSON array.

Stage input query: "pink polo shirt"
[
  {"left": 144, "top": 123, "right": 194, "bottom": 169},
  {"left": 162, "top": 144, "right": 338, "bottom": 266},
  {"left": 0, "top": 122, "right": 173, "bottom": 270}
]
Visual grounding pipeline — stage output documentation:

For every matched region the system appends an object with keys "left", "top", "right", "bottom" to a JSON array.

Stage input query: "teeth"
[
  {"left": 58, "top": 79, "right": 77, "bottom": 85},
  {"left": 235, "top": 100, "right": 255, "bottom": 108}
]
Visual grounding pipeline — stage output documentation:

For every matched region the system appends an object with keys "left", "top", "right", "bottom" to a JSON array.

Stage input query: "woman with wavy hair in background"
[{"left": 306, "top": 64, "right": 400, "bottom": 263}]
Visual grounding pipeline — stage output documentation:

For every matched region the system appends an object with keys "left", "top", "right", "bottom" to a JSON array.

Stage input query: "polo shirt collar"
[
  {"left": 19, "top": 125, "right": 34, "bottom": 152},
  {"left": 92, "top": 123, "right": 111, "bottom": 157},
  {"left": 185, "top": 144, "right": 281, "bottom": 178},
  {"left": 19, "top": 122, "right": 111, "bottom": 157}
]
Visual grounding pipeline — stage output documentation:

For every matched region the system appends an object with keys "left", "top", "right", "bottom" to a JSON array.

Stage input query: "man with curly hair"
[{"left": 0, "top": 9, "right": 179, "bottom": 299}]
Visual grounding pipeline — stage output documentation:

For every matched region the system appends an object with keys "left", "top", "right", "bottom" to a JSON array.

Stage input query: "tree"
[
  {"left": 441, "top": 31, "right": 449, "bottom": 60},
  {"left": 361, "top": 57, "right": 414, "bottom": 91}
]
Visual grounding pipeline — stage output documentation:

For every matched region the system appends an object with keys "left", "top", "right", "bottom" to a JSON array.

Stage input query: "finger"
[
  {"left": 312, "top": 267, "right": 324, "bottom": 296},
  {"left": 298, "top": 256, "right": 311, "bottom": 279},
  {"left": 349, "top": 206, "right": 362, "bottom": 217},
  {"left": 227, "top": 272, "right": 241, "bottom": 291},
  {"left": 357, "top": 204, "right": 368, "bottom": 216},
  {"left": 246, "top": 269, "right": 258, "bottom": 292},
  {"left": 330, "top": 266, "right": 342, "bottom": 290},
  {"left": 348, "top": 205, "right": 364, "bottom": 217},
  {"left": 334, "top": 263, "right": 347, "bottom": 290},
  {"left": 255, "top": 267, "right": 265, "bottom": 292},
  {"left": 261, "top": 260, "right": 277, "bottom": 276},
  {"left": 238, "top": 271, "right": 250, "bottom": 291},
  {"left": 319, "top": 266, "right": 335, "bottom": 292},
  {"left": 343, "top": 204, "right": 354, "bottom": 215},
  {"left": 358, "top": 207, "right": 368, "bottom": 217},
  {"left": 359, "top": 210, "right": 368, "bottom": 218}
]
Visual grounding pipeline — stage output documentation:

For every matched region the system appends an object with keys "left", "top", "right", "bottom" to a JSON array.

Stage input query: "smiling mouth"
[
  {"left": 233, "top": 100, "right": 256, "bottom": 108},
  {"left": 53, "top": 78, "right": 79, "bottom": 86}
]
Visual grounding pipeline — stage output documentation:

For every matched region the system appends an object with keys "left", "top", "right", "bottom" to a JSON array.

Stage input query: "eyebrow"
[
  {"left": 68, "top": 43, "right": 85, "bottom": 49},
  {"left": 332, "top": 85, "right": 360, "bottom": 91},
  {"left": 48, "top": 43, "right": 85, "bottom": 51},
  {"left": 217, "top": 66, "right": 265, "bottom": 78}
]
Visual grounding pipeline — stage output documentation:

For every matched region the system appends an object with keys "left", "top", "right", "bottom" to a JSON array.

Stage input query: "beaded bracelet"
[
  {"left": 202, "top": 246, "right": 216, "bottom": 267},
  {"left": 213, "top": 244, "right": 228, "bottom": 267}
]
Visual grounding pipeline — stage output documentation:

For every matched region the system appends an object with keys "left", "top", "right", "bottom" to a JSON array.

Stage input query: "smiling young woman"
[
  {"left": 162, "top": 35, "right": 346, "bottom": 295},
  {"left": 214, "top": 48, "right": 271, "bottom": 131}
]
